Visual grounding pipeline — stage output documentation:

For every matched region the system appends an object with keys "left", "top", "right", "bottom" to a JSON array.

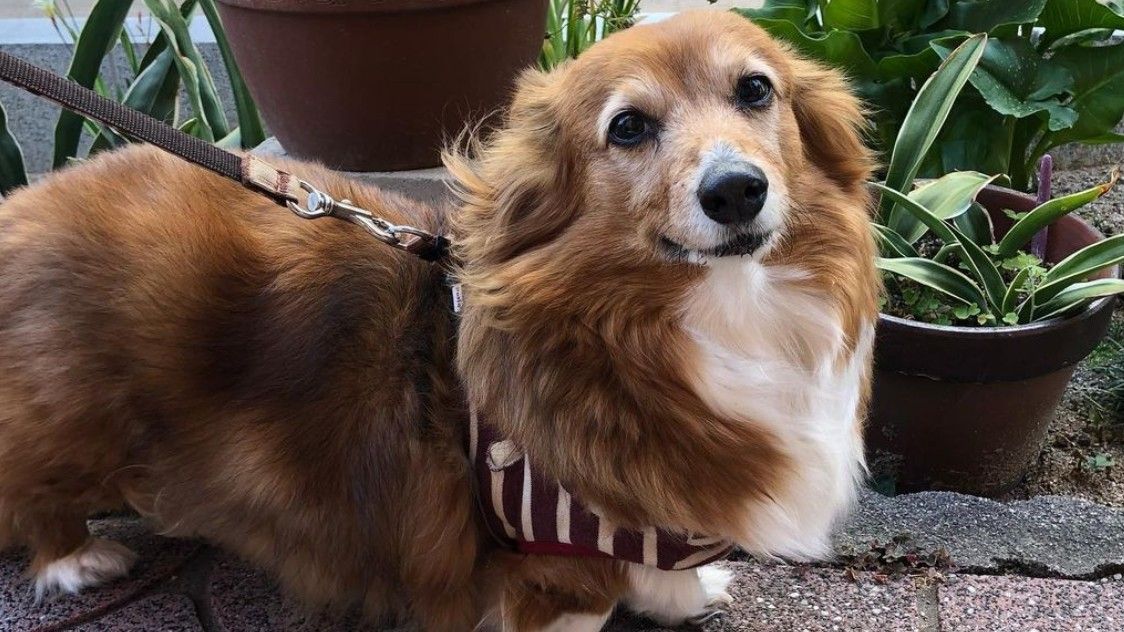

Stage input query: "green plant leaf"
[
  {"left": 859, "top": 77, "right": 912, "bottom": 137},
  {"left": 119, "top": 26, "right": 139, "bottom": 75},
  {"left": 124, "top": 47, "right": 181, "bottom": 123},
  {"left": 145, "top": 0, "right": 227, "bottom": 141},
  {"left": 877, "top": 0, "right": 933, "bottom": 31},
  {"left": 199, "top": 0, "right": 264, "bottom": 148},
  {"left": 953, "top": 201, "right": 995, "bottom": 245},
  {"left": 1049, "top": 27, "right": 1120, "bottom": 50},
  {"left": 878, "top": 257, "right": 987, "bottom": 308},
  {"left": 898, "top": 28, "right": 969, "bottom": 54},
  {"left": 0, "top": 100, "right": 27, "bottom": 196},
  {"left": 872, "top": 181, "right": 956, "bottom": 244},
  {"left": 822, "top": 0, "right": 880, "bottom": 31},
  {"left": 170, "top": 54, "right": 214, "bottom": 141},
  {"left": 881, "top": 34, "right": 987, "bottom": 225},
  {"left": 1038, "top": 0, "right": 1124, "bottom": 47},
  {"left": 135, "top": 0, "right": 197, "bottom": 70},
  {"left": 932, "top": 36, "right": 1077, "bottom": 131},
  {"left": 901, "top": 171, "right": 999, "bottom": 242},
  {"left": 51, "top": 0, "right": 132, "bottom": 167},
  {"left": 877, "top": 48, "right": 942, "bottom": 82},
  {"left": 216, "top": 127, "right": 242, "bottom": 149},
  {"left": 540, "top": 0, "right": 564, "bottom": 69},
  {"left": 873, "top": 222, "right": 920, "bottom": 258},
  {"left": 1037, "top": 234, "right": 1124, "bottom": 302},
  {"left": 948, "top": 222, "right": 1007, "bottom": 312},
  {"left": 1002, "top": 265, "right": 1033, "bottom": 313},
  {"left": 937, "top": 104, "right": 1013, "bottom": 176},
  {"left": 734, "top": 0, "right": 816, "bottom": 26},
  {"left": 1035, "top": 279, "right": 1124, "bottom": 320},
  {"left": 177, "top": 116, "right": 203, "bottom": 138},
  {"left": 90, "top": 47, "right": 182, "bottom": 154},
  {"left": 1081, "top": 132, "right": 1124, "bottom": 145},
  {"left": 882, "top": 172, "right": 1007, "bottom": 313},
  {"left": 748, "top": 18, "right": 879, "bottom": 78},
  {"left": 1040, "top": 43, "right": 1124, "bottom": 153},
  {"left": 919, "top": 0, "right": 951, "bottom": 28},
  {"left": 996, "top": 172, "right": 1119, "bottom": 257},
  {"left": 936, "top": 0, "right": 1047, "bottom": 34}
]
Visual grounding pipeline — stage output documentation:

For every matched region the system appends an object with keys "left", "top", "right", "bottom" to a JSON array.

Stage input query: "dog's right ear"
[
  {"left": 445, "top": 64, "right": 581, "bottom": 265},
  {"left": 788, "top": 55, "right": 876, "bottom": 194}
]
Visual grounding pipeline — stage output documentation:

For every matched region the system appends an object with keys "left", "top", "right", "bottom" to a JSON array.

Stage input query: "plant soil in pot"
[
  {"left": 215, "top": 0, "right": 549, "bottom": 171},
  {"left": 869, "top": 185, "right": 1120, "bottom": 496}
]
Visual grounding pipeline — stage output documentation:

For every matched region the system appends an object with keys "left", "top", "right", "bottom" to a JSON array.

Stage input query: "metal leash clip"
[{"left": 286, "top": 180, "right": 449, "bottom": 262}]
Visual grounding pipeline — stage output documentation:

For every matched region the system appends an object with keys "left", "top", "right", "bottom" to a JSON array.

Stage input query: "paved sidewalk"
[{"left": 3, "top": 511, "right": 1124, "bottom": 631}]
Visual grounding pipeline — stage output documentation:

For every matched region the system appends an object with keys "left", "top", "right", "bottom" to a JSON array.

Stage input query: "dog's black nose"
[{"left": 697, "top": 165, "right": 769, "bottom": 225}]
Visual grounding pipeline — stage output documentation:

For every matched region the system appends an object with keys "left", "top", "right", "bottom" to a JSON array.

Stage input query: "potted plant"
[
  {"left": 866, "top": 35, "right": 1124, "bottom": 496},
  {"left": 736, "top": 0, "right": 1124, "bottom": 191},
  {"left": 214, "top": 0, "right": 549, "bottom": 171}
]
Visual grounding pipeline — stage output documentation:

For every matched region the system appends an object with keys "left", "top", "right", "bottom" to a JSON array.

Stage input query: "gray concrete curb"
[{"left": 834, "top": 490, "right": 1124, "bottom": 579}]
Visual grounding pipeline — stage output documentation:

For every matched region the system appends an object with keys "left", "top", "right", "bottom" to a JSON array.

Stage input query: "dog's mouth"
[{"left": 658, "top": 232, "right": 770, "bottom": 264}]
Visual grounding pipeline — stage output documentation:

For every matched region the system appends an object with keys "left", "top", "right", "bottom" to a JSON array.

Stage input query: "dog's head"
[
  {"left": 448, "top": 12, "right": 878, "bottom": 555},
  {"left": 449, "top": 11, "right": 873, "bottom": 285}
]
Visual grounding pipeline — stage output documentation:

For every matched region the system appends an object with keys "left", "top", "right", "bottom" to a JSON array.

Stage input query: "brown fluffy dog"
[{"left": 0, "top": 12, "right": 877, "bottom": 630}]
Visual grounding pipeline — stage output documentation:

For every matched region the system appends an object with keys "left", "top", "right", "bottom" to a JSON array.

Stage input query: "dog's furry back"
[{"left": 0, "top": 145, "right": 480, "bottom": 626}]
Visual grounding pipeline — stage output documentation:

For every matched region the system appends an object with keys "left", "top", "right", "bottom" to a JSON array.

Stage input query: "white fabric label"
[{"left": 451, "top": 283, "right": 464, "bottom": 314}]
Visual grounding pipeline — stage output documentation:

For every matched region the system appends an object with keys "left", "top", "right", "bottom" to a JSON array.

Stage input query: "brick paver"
[
  {"left": 69, "top": 594, "right": 201, "bottom": 632},
  {"left": 609, "top": 563, "right": 924, "bottom": 631},
  {"left": 0, "top": 518, "right": 200, "bottom": 632},
  {"left": 4, "top": 517, "right": 1124, "bottom": 631},
  {"left": 939, "top": 575, "right": 1124, "bottom": 632}
]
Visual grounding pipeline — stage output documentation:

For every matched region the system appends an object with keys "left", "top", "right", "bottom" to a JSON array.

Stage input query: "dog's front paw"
[
  {"left": 625, "top": 564, "right": 735, "bottom": 626},
  {"left": 34, "top": 538, "right": 137, "bottom": 601},
  {"left": 686, "top": 565, "right": 734, "bottom": 624},
  {"left": 700, "top": 564, "right": 734, "bottom": 607}
]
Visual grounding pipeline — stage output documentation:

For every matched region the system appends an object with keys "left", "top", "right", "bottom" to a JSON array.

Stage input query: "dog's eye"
[
  {"left": 736, "top": 75, "right": 773, "bottom": 109},
  {"left": 607, "top": 110, "right": 653, "bottom": 147}
]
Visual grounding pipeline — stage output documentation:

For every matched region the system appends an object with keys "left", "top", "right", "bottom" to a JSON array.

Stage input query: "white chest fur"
[{"left": 680, "top": 258, "right": 871, "bottom": 559}]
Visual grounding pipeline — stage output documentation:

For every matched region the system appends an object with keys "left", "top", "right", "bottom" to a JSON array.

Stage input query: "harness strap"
[{"left": 0, "top": 51, "right": 449, "bottom": 263}]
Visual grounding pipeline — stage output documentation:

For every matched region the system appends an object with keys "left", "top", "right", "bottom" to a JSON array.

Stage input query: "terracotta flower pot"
[
  {"left": 215, "top": 0, "right": 549, "bottom": 171},
  {"left": 867, "top": 185, "right": 1119, "bottom": 497}
]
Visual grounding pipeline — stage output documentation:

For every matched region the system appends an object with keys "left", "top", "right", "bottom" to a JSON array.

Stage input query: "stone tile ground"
[
  {"left": 939, "top": 575, "right": 1124, "bottom": 632},
  {"left": 4, "top": 515, "right": 1124, "bottom": 631}
]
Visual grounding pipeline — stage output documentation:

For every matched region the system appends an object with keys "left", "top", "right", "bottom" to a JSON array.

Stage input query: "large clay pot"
[
  {"left": 215, "top": 0, "right": 549, "bottom": 171},
  {"left": 868, "top": 185, "right": 1118, "bottom": 496}
]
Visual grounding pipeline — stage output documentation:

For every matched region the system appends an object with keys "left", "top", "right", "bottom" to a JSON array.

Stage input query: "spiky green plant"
[
  {"left": 539, "top": 0, "right": 644, "bottom": 70},
  {"left": 0, "top": 0, "right": 264, "bottom": 196}
]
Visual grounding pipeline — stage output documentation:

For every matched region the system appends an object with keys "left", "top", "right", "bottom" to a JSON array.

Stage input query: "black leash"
[{"left": 0, "top": 51, "right": 450, "bottom": 263}]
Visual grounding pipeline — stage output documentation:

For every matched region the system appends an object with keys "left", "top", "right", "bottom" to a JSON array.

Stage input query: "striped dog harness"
[{"left": 470, "top": 411, "right": 734, "bottom": 570}]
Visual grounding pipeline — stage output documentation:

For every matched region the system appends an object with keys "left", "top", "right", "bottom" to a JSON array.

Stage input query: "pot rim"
[
  {"left": 215, "top": 0, "right": 509, "bottom": 12},
  {"left": 877, "top": 295, "right": 1118, "bottom": 337},
  {"left": 878, "top": 183, "right": 1119, "bottom": 337}
]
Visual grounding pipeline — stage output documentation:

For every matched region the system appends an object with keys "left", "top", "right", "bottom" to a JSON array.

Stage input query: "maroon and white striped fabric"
[{"left": 470, "top": 410, "right": 734, "bottom": 570}]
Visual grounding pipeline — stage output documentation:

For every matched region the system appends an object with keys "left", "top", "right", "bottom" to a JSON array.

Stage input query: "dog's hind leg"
[{"left": 15, "top": 508, "right": 136, "bottom": 600}]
